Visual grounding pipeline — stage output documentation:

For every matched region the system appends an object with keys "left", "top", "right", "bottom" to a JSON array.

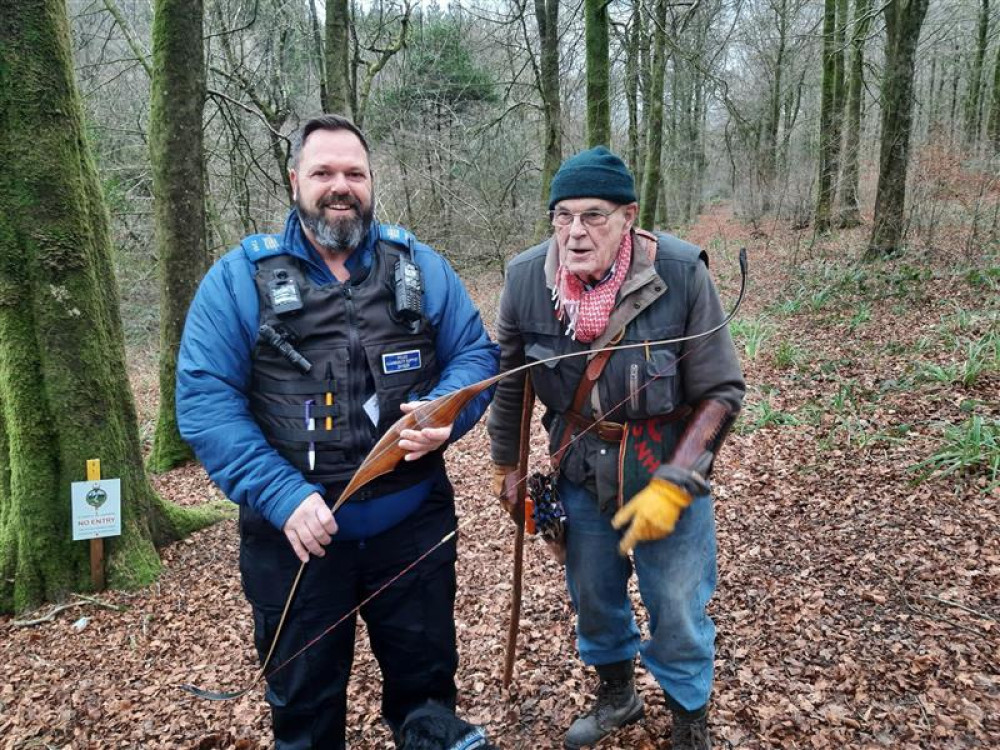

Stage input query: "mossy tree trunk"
[
  {"left": 963, "top": 0, "right": 989, "bottom": 145},
  {"left": 837, "top": 0, "right": 872, "bottom": 227},
  {"left": 585, "top": 0, "right": 611, "bottom": 147},
  {"left": 533, "top": 0, "right": 562, "bottom": 241},
  {"left": 867, "top": 0, "right": 930, "bottom": 257},
  {"left": 639, "top": 0, "right": 669, "bottom": 230},
  {"left": 309, "top": 0, "right": 329, "bottom": 111},
  {"left": 625, "top": 4, "right": 644, "bottom": 190},
  {"left": 989, "top": 42, "right": 1000, "bottom": 152},
  {"left": 814, "top": 0, "right": 842, "bottom": 232},
  {"left": 326, "top": 0, "right": 354, "bottom": 118},
  {"left": 0, "top": 0, "right": 220, "bottom": 614},
  {"left": 760, "top": 0, "right": 789, "bottom": 210},
  {"left": 148, "top": 0, "right": 210, "bottom": 473}
]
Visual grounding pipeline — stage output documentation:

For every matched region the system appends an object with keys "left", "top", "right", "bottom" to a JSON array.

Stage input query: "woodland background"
[{"left": 0, "top": 0, "right": 998, "bottom": 747}]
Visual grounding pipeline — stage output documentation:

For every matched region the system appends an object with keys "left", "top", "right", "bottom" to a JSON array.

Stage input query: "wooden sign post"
[
  {"left": 87, "top": 459, "right": 105, "bottom": 592},
  {"left": 71, "top": 459, "right": 119, "bottom": 592}
]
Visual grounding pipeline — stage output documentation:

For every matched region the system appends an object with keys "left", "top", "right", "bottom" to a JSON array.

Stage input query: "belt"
[
  {"left": 563, "top": 406, "right": 692, "bottom": 444},
  {"left": 564, "top": 411, "right": 626, "bottom": 442}
]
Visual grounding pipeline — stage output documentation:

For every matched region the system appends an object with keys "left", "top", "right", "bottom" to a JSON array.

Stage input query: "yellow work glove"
[{"left": 611, "top": 478, "right": 692, "bottom": 554}]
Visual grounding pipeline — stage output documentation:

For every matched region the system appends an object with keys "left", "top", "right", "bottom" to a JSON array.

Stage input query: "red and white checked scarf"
[{"left": 553, "top": 232, "right": 632, "bottom": 343}]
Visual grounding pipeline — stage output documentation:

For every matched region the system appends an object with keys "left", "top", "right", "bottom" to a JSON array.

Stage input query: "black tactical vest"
[{"left": 248, "top": 241, "right": 443, "bottom": 499}]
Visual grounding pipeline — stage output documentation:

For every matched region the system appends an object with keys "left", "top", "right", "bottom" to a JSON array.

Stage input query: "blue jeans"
[{"left": 561, "top": 477, "right": 717, "bottom": 711}]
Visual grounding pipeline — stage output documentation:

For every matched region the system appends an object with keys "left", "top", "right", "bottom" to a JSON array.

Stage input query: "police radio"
[{"left": 393, "top": 256, "right": 423, "bottom": 331}]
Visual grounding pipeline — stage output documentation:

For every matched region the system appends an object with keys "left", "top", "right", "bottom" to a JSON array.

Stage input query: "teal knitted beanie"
[{"left": 548, "top": 146, "right": 637, "bottom": 209}]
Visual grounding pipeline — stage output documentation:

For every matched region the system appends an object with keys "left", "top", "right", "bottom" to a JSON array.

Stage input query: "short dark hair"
[{"left": 290, "top": 114, "right": 371, "bottom": 168}]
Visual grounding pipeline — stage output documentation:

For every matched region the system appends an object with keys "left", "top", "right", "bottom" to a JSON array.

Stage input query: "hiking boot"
[
  {"left": 563, "top": 660, "right": 644, "bottom": 749},
  {"left": 670, "top": 702, "right": 711, "bottom": 750}
]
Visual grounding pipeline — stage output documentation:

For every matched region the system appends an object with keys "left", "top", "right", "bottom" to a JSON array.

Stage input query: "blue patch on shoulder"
[
  {"left": 382, "top": 349, "right": 422, "bottom": 374},
  {"left": 241, "top": 234, "right": 283, "bottom": 261},
  {"left": 378, "top": 224, "right": 415, "bottom": 249}
]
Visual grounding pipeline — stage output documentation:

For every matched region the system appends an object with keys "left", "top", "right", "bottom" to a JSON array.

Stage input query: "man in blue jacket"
[{"left": 177, "top": 114, "right": 499, "bottom": 748}]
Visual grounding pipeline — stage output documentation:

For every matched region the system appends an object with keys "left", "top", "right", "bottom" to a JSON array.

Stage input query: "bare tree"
[
  {"left": 624, "top": 1, "right": 647, "bottom": 185},
  {"left": 814, "top": 0, "right": 845, "bottom": 231},
  {"left": 868, "top": 0, "right": 932, "bottom": 256},
  {"left": 837, "top": 0, "right": 872, "bottom": 227},
  {"left": 535, "top": 0, "right": 562, "bottom": 215},
  {"left": 989, "top": 36, "right": 1000, "bottom": 151},
  {"left": 962, "top": 0, "right": 989, "bottom": 145},
  {"left": 640, "top": 0, "right": 669, "bottom": 228},
  {"left": 148, "top": 0, "right": 210, "bottom": 472},
  {"left": 585, "top": 0, "right": 612, "bottom": 146},
  {"left": 327, "top": 0, "right": 353, "bottom": 115}
]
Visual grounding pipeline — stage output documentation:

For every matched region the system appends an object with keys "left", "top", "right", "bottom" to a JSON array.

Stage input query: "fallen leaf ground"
[{"left": 2, "top": 207, "right": 997, "bottom": 749}]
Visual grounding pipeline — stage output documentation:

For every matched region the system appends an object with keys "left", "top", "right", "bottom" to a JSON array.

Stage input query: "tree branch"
[{"left": 99, "top": 0, "right": 151, "bottom": 77}]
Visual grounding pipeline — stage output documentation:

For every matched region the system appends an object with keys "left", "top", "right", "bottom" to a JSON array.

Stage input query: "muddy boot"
[
  {"left": 563, "top": 660, "right": 644, "bottom": 749},
  {"left": 667, "top": 695, "right": 711, "bottom": 750}
]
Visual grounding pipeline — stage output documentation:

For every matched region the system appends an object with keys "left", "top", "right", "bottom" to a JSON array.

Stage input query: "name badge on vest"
[{"left": 382, "top": 349, "right": 422, "bottom": 374}]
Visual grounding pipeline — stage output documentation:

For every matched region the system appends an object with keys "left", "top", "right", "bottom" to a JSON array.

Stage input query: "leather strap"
[{"left": 551, "top": 340, "right": 618, "bottom": 470}]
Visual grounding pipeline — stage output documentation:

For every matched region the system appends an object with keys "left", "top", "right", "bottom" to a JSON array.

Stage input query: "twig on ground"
[
  {"left": 11, "top": 593, "right": 124, "bottom": 627},
  {"left": 881, "top": 566, "right": 991, "bottom": 638},
  {"left": 921, "top": 594, "right": 997, "bottom": 622},
  {"left": 12, "top": 602, "right": 84, "bottom": 627},
  {"left": 72, "top": 593, "right": 125, "bottom": 612}
]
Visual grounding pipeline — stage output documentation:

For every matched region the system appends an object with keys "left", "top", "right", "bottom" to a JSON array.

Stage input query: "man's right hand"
[
  {"left": 282, "top": 492, "right": 338, "bottom": 563},
  {"left": 492, "top": 464, "right": 520, "bottom": 520}
]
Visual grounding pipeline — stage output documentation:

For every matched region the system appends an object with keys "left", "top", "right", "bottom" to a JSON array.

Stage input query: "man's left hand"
[
  {"left": 398, "top": 401, "right": 453, "bottom": 461},
  {"left": 611, "top": 478, "right": 692, "bottom": 554}
]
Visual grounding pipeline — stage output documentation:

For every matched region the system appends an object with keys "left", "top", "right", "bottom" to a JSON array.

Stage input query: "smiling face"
[
  {"left": 289, "top": 127, "right": 374, "bottom": 255},
  {"left": 554, "top": 197, "right": 638, "bottom": 284}
]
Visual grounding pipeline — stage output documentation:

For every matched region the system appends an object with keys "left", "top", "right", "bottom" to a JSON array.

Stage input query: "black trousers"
[{"left": 239, "top": 476, "right": 459, "bottom": 749}]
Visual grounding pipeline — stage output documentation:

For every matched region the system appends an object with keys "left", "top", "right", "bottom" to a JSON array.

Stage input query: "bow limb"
[
  {"left": 502, "top": 376, "right": 535, "bottom": 689},
  {"left": 331, "top": 382, "right": 497, "bottom": 512}
]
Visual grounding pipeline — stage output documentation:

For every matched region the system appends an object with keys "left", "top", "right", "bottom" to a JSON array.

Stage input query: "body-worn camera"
[{"left": 267, "top": 269, "right": 304, "bottom": 316}]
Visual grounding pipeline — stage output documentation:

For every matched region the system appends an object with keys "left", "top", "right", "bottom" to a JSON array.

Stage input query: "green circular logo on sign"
[{"left": 86, "top": 486, "right": 107, "bottom": 510}]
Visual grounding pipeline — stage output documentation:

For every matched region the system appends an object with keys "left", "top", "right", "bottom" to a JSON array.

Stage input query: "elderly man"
[
  {"left": 488, "top": 147, "right": 744, "bottom": 749},
  {"left": 177, "top": 114, "right": 499, "bottom": 748}
]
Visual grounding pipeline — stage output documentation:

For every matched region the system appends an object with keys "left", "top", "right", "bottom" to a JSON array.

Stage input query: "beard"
[{"left": 297, "top": 192, "right": 374, "bottom": 252}]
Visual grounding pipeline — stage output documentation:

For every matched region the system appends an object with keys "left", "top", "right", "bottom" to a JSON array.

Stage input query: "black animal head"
[{"left": 398, "top": 701, "right": 497, "bottom": 750}]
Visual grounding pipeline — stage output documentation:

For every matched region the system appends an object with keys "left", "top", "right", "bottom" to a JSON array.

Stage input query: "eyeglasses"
[{"left": 549, "top": 205, "right": 625, "bottom": 228}]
